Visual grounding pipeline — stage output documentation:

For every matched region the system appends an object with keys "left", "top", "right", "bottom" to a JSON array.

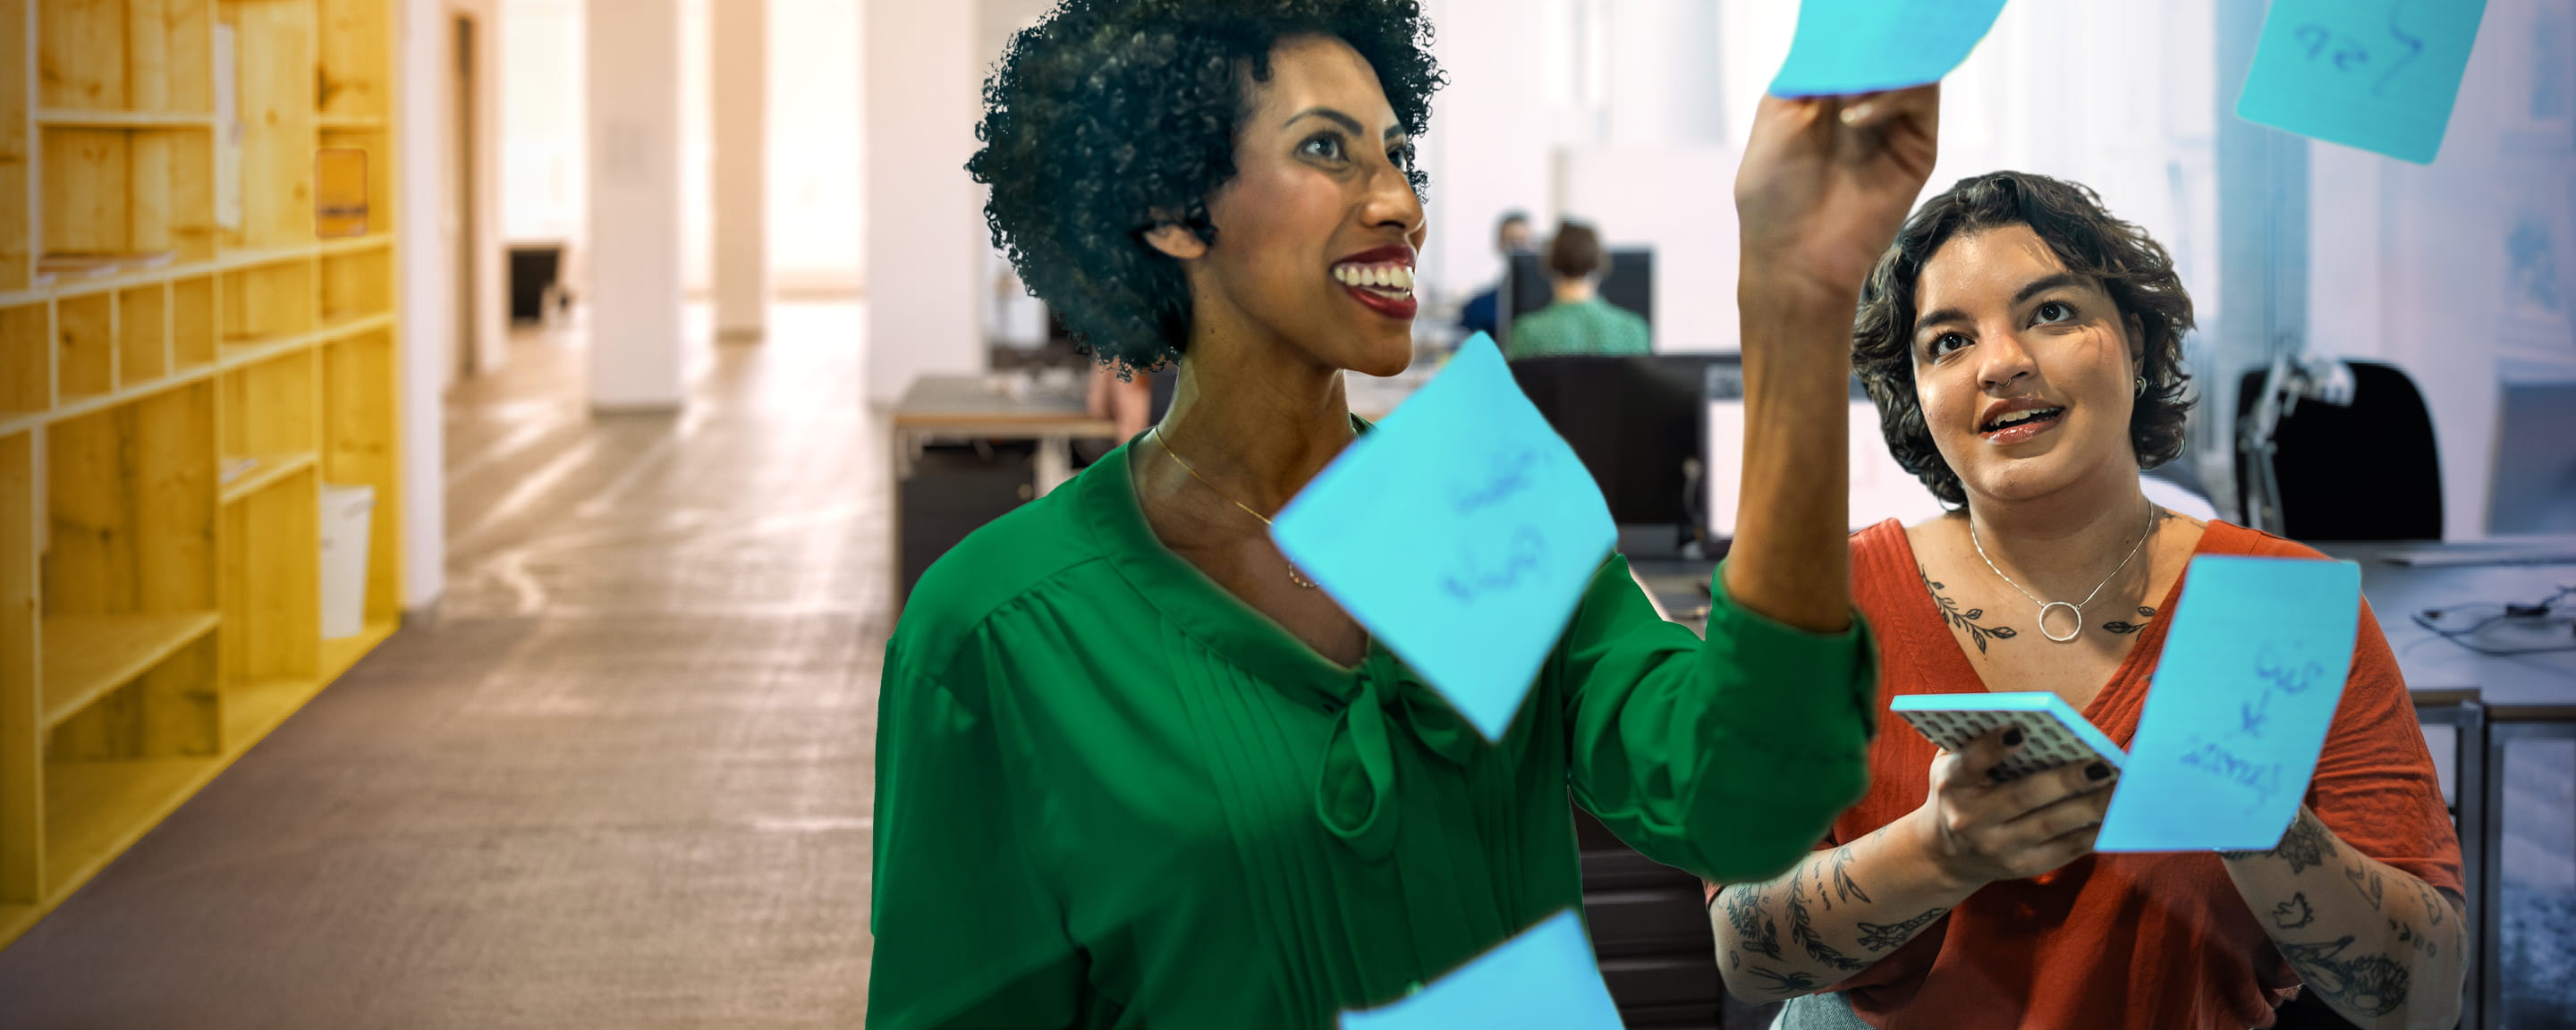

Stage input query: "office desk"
[
  {"left": 890, "top": 374, "right": 1115, "bottom": 495},
  {"left": 2319, "top": 542, "right": 2575, "bottom": 1029},
  {"left": 887, "top": 375, "right": 1116, "bottom": 614}
]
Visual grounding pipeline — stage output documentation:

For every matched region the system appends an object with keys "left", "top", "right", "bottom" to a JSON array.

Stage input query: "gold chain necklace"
[
  {"left": 1970, "top": 502, "right": 2157, "bottom": 643},
  {"left": 1151, "top": 426, "right": 1319, "bottom": 589}
]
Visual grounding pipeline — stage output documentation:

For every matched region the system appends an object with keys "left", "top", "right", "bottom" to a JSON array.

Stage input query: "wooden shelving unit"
[{"left": 0, "top": 0, "right": 404, "bottom": 950}]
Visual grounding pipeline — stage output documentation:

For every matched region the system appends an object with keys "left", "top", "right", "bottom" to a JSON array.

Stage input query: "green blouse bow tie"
[{"left": 1313, "top": 650, "right": 1486, "bottom": 862}]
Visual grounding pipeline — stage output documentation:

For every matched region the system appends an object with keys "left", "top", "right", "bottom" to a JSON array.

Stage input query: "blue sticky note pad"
[
  {"left": 2095, "top": 556, "right": 2363, "bottom": 853},
  {"left": 2236, "top": 0, "right": 2489, "bottom": 165},
  {"left": 1271, "top": 334, "right": 1614, "bottom": 741},
  {"left": 1338, "top": 909, "right": 1623, "bottom": 1030},
  {"left": 1769, "top": 0, "right": 2012, "bottom": 97}
]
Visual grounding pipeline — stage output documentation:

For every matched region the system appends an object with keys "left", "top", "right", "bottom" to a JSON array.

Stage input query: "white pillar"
[
  {"left": 713, "top": 0, "right": 767, "bottom": 340},
  {"left": 586, "top": 0, "right": 686, "bottom": 410},
  {"left": 396, "top": 0, "right": 449, "bottom": 612},
  {"left": 863, "top": 0, "right": 982, "bottom": 406}
]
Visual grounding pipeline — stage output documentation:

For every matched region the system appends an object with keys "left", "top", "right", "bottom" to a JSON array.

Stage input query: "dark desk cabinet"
[
  {"left": 897, "top": 443, "right": 1037, "bottom": 604},
  {"left": 1573, "top": 802, "right": 1783, "bottom": 1029}
]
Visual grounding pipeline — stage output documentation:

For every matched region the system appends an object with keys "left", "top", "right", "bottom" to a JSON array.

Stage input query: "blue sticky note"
[
  {"left": 2095, "top": 556, "right": 2363, "bottom": 853},
  {"left": 2236, "top": 0, "right": 2490, "bottom": 165},
  {"left": 1270, "top": 333, "right": 1614, "bottom": 741},
  {"left": 1769, "top": 0, "right": 2012, "bottom": 97},
  {"left": 1338, "top": 909, "right": 1623, "bottom": 1030}
]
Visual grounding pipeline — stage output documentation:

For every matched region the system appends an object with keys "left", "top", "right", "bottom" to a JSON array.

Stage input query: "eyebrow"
[
  {"left": 1915, "top": 273, "right": 2091, "bottom": 337},
  {"left": 1283, "top": 106, "right": 1403, "bottom": 139}
]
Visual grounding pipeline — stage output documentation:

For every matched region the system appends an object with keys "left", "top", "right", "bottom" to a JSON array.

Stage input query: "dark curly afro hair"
[
  {"left": 1852, "top": 171, "right": 2198, "bottom": 509},
  {"left": 968, "top": 0, "right": 1444, "bottom": 372}
]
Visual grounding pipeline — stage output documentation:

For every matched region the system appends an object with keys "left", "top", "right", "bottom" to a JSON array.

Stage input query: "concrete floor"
[{"left": 0, "top": 304, "right": 886, "bottom": 1028}]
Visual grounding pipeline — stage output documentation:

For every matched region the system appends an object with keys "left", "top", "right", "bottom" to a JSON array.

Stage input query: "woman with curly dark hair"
[
  {"left": 1707, "top": 172, "right": 2464, "bottom": 1030},
  {"left": 869, "top": 0, "right": 1943, "bottom": 1025}
]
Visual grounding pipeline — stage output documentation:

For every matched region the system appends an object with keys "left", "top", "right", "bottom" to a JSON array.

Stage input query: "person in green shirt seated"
[
  {"left": 1504, "top": 220, "right": 1653, "bottom": 359},
  {"left": 869, "top": 0, "right": 1942, "bottom": 1026}
]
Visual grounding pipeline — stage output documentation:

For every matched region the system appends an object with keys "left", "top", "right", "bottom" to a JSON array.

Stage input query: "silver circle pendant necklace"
[{"left": 1970, "top": 503, "right": 2157, "bottom": 643}]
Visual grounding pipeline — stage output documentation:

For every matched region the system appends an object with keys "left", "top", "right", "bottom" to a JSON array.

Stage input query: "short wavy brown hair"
[{"left": 1852, "top": 172, "right": 2197, "bottom": 507}]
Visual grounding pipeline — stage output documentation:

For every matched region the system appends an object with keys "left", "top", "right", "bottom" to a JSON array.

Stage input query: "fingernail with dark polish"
[
  {"left": 2086, "top": 763, "right": 2112, "bottom": 781},
  {"left": 2003, "top": 728, "right": 2024, "bottom": 747}
]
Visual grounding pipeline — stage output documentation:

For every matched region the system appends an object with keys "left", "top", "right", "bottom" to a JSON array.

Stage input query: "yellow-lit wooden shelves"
[{"left": 0, "top": 0, "right": 404, "bottom": 951}]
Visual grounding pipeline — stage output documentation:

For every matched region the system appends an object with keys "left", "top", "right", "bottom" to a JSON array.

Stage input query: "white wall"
[
  {"left": 862, "top": 0, "right": 983, "bottom": 405},
  {"left": 500, "top": 0, "right": 584, "bottom": 251},
  {"left": 585, "top": 0, "right": 686, "bottom": 409},
  {"left": 2309, "top": 0, "right": 2576, "bottom": 539},
  {"left": 398, "top": 0, "right": 453, "bottom": 611},
  {"left": 770, "top": 0, "right": 863, "bottom": 294}
]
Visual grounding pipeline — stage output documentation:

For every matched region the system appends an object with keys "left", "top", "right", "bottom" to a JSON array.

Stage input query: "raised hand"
[{"left": 1734, "top": 85, "right": 1942, "bottom": 310}]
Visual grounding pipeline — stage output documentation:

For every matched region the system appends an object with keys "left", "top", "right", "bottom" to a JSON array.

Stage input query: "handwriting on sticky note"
[
  {"left": 1271, "top": 334, "right": 1616, "bottom": 741},
  {"left": 2095, "top": 556, "right": 2363, "bottom": 852},
  {"left": 2237, "top": 0, "right": 2489, "bottom": 165},
  {"left": 1768, "top": 0, "right": 2013, "bottom": 97},
  {"left": 1339, "top": 909, "right": 1623, "bottom": 1030}
]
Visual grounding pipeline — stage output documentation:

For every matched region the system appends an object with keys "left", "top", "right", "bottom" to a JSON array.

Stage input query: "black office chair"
[{"left": 2236, "top": 359, "right": 2443, "bottom": 542}]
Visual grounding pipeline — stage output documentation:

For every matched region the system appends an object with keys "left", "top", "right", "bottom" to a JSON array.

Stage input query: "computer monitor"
[
  {"left": 1702, "top": 364, "right": 1951, "bottom": 541},
  {"left": 2490, "top": 379, "right": 2576, "bottom": 535},
  {"left": 1510, "top": 352, "right": 1724, "bottom": 558},
  {"left": 1497, "top": 247, "right": 1654, "bottom": 350}
]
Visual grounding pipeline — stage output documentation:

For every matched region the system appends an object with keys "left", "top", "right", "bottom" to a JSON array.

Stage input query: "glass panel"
[{"left": 2499, "top": 734, "right": 2576, "bottom": 1027}]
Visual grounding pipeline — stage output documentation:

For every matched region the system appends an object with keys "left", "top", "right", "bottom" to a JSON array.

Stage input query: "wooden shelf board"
[
  {"left": 216, "top": 247, "right": 318, "bottom": 273},
  {"left": 318, "top": 313, "right": 395, "bottom": 339},
  {"left": 219, "top": 452, "right": 318, "bottom": 505},
  {"left": 223, "top": 678, "right": 326, "bottom": 753},
  {"left": 317, "top": 115, "right": 387, "bottom": 131},
  {"left": 0, "top": 259, "right": 218, "bottom": 306},
  {"left": 318, "top": 620, "right": 400, "bottom": 685},
  {"left": 42, "top": 756, "right": 224, "bottom": 901},
  {"left": 0, "top": 902, "right": 38, "bottom": 945},
  {"left": 0, "top": 364, "right": 220, "bottom": 436},
  {"left": 39, "top": 613, "right": 224, "bottom": 729},
  {"left": 37, "top": 110, "right": 216, "bottom": 129},
  {"left": 218, "top": 333, "right": 320, "bottom": 370},
  {"left": 318, "top": 235, "right": 394, "bottom": 257}
]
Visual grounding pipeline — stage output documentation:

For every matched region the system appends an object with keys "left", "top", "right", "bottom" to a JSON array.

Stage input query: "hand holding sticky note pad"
[
  {"left": 1338, "top": 909, "right": 1623, "bottom": 1030},
  {"left": 2236, "top": 0, "right": 2490, "bottom": 164},
  {"left": 1271, "top": 334, "right": 1615, "bottom": 741},
  {"left": 2095, "top": 556, "right": 2363, "bottom": 852},
  {"left": 1770, "top": 0, "right": 2013, "bottom": 97}
]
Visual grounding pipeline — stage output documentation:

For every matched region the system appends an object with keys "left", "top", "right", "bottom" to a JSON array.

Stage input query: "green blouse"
[{"left": 869, "top": 438, "right": 1877, "bottom": 1028}]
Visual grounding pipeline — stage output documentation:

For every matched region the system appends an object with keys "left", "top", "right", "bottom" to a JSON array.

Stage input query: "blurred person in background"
[
  {"left": 1457, "top": 209, "right": 1532, "bottom": 340},
  {"left": 1504, "top": 219, "right": 1651, "bottom": 359}
]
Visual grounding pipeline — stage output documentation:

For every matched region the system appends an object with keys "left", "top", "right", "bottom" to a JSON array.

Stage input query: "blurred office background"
[{"left": 0, "top": 1, "right": 2567, "bottom": 1027}]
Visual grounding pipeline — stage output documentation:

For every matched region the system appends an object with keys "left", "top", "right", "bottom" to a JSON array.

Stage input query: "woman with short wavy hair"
[
  {"left": 1707, "top": 172, "right": 2464, "bottom": 1030},
  {"left": 869, "top": 0, "right": 1944, "bottom": 1026}
]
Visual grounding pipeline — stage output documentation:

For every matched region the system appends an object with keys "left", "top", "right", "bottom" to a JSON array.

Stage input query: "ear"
[
  {"left": 2124, "top": 312, "right": 2148, "bottom": 376},
  {"left": 1142, "top": 211, "right": 1208, "bottom": 261}
]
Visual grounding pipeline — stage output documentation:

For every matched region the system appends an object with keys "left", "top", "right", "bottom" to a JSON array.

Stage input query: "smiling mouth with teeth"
[
  {"left": 1980, "top": 407, "right": 2065, "bottom": 433},
  {"left": 1331, "top": 263, "right": 1415, "bottom": 298}
]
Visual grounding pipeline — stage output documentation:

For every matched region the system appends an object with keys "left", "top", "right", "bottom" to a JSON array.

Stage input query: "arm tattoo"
[
  {"left": 2272, "top": 892, "right": 2316, "bottom": 930},
  {"left": 2344, "top": 862, "right": 2385, "bottom": 911},
  {"left": 1786, "top": 863, "right": 1872, "bottom": 972},
  {"left": 1921, "top": 566, "right": 2018, "bottom": 653},
  {"left": 1824, "top": 846, "right": 1873, "bottom": 909},
  {"left": 1857, "top": 908, "right": 1948, "bottom": 951},
  {"left": 2411, "top": 879, "right": 2450, "bottom": 928},
  {"left": 2266, "top": 815, "right": 2339, "bottom": 874},
  {"left": 1744, "top": 966, "right": 1822, "bottom": 993},
  {"left": 2102, "top": 606, "right": 2157, "bottom": 635},
  {"left": 2280, "top": 935, "right": 2411, "bottom": 1017},
  {"left": 1724, "top": 884, "right": 1784, "bottom": 961},
  {"left": 2387, "top": 918, "right": 2437, "bottom": 958}
]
